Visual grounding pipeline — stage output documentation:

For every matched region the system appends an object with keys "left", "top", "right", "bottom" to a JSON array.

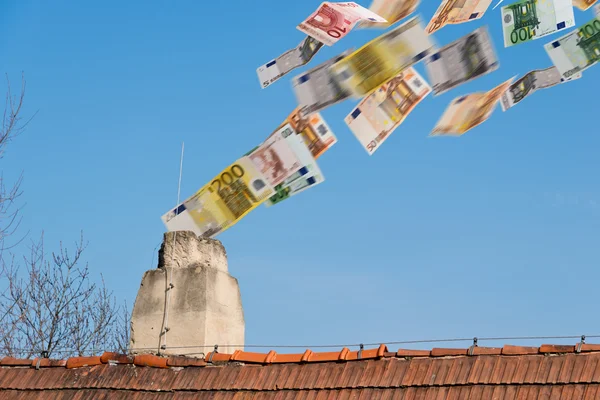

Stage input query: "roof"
[{"left": 2, "top": 342, "right": 600, "bottom": 399}]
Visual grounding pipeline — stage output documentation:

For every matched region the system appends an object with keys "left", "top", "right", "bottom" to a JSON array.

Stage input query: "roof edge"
[{"left": 2, "top": 342, "right": 600, "bottom": 370}]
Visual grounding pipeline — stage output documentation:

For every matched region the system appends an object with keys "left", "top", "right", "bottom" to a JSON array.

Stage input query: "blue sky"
[{"left": 1, "top": 0, "right": 599, "bottom": 352}]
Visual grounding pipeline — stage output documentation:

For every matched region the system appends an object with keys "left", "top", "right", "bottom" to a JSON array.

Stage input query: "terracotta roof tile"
[
  {"left": 231, "top": 350, "right": 262, "bottom": 363},
  {"left": 30, "top": 358, "right": 67, "bottom": 368},
  {"left": 307, "top": 350, "right": 345, "bottom": 363},
  {"left": 133, "top": 354, "right": 168, "bottom": 368},
  {"left": 100, "top": 351, "right": 134, "bottom": 364},
  {"left": 535, "top": 355, "right": 553, "bottom": 383},
  {"left": 547, "top": 354, "right": 564, "bottom": 383},
  {"left": 271, "top": 352, "right": 304, "bottom": 363},
  {"left": 0, "top": 357, "right": 34, "bottom": 366},
  {"left": 431, "top": 347, "right": 469, "bottom": 357},
  {"left": 441, "top": 359, "right": 462, "bottom": 384},
  {"left": 205, "top": 351, "right": 232, "bottom": 363},
  {"left": 230, "top": 350, "right": 279, "bottom": 364},
  {"left": 1, "top": 386, "right": 600, "bottom": 399},
  {"left": 456, "top": 356, "right": 476, "bottom": 384},
  {"left": 301, "top": 349, "right": 313, "bottom": 362},
  {"left": 3, "top": 343, "right": 600, "bottom": 398},
  {"left": 580, "top": 344, "right": 600, "bottom": 352},
  {"left": 540, "top": 344, "right": 576, "bottom": 353},
  {"left": 167, "top": 355, "right": 206, "bottom": 367},
  {"left": 436, "top": 357, "right": 456, "bottom": 385},
  {"left": 502, "top": 345, "right": 540, "bottom": 355},
  {"left": 347, "top": 344, "right": 387, "bottom": 360},
  {"left": 470, "top": 346, "right": 502, "bottom": 356},
  {"left": 396, "top": 349, "right": 431, "bottom": 357},
  {"left": 591, "top": 357, "right": 600, "bottom": 382},
  {"left": 65, "top": 356, "right": 102, "bottom": 369}
]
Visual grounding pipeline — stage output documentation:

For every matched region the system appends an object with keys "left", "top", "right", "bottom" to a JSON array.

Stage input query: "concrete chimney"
[{"left": 130, "top": 231, "right": 244, "bottom": 356}]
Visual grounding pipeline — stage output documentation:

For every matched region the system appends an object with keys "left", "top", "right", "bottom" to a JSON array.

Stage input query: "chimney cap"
[{"left": 157, "top": 231, "right": 228, "bottom": 272}]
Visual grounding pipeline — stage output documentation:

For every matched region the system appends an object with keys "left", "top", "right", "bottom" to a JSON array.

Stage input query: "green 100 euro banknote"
[
  {"left": 501, "top": 0, "right": 575, "bottom": 47},
  {"left": 544, "top": 17, "right": 600, "bottom": 79}
]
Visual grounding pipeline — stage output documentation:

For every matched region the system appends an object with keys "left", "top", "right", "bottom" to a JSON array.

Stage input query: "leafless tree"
[
  {"left": 114, "top": 300, "right": 131, "bottom": 354},
  {"left": 0, "top": 233, "right": 130, "bottom": 358},
  {"left": 0, "top": 73, "right": 33, "bottom": 253},
  {"left": 0, "top": 74, "right": 130, "bottom": 359}
]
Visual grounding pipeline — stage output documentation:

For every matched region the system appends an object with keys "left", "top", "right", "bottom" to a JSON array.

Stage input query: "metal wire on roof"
[{"left": 5, "top": 333, "right": 599, "bottom": 356}]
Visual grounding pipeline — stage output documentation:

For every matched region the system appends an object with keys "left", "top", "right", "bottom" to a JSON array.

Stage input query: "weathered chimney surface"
[
  {"left": 130, "top": 231, "right": 244, "bottom": 356},
  {"left": 157, "top": 232, "right": 229, "bottom": 273}
]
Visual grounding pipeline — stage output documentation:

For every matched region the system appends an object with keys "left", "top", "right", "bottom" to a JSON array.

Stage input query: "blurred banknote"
[
  {"left": 161, "top": 157, "right": 274, "bottom": 238},
  {"left": 265, "top": 174, "right": 325, "bottom": 207},
  {"left": 431, "top": 77, "right": 515, "bottom": 136},
  {"left": 594, "top": 3, "right": 600, "bottom": 15},
  {"left": 544, "top": 17, "right": 600, "bottom": 79},
  {"left": 292, "top": 50, "right": 354, "bottom": 116},
  {"left": 500, "top": 66, "right": 581, "bottom": 111},
  {"left": 268, "top": 123, "right": 323, "bottom": 181},
  {"left": 501, "top": 0, "right": 575, "bottom": 47},
  {"left": 329, "top": 16, "right": 435, "bottom": 98},
  {"left": 345, "top": 68, "right": 431, "bottom": 155},
  {"left": 573, "top": 0, "right": 597, "bottom": 11},
  {"left": 284, "top": 108, "right": 338, "bottom": 158},
  {"left": 359, "top": 0, "right": 420, "bottom": 28},
  {"left": 426, "top": 0, "right": 493, "bottom": 34},
  {"left": 298, "top": 2, "right": 387, "bottom": 46},
  {"left": 248, "top": 128, "right": 304, "bottom": 187},
  {"left": 424, "top": 26, "right": 499, "bottom": 96},
  {"left": 257, "top": 36, "right": 324, "bottom": 89},
  {"left": 264, "top": 123, "right": 325, "bottom": 207}
]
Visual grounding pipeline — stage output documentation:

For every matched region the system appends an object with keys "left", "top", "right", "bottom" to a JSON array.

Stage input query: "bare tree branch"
[
  {"left": 0, "top": 233, "right": 128, "bottom": 358},
  {"left": 114, "top": 300, "right": 131, "bottom": 354},
  {"left": 0, "top": 72, "right": 36, "bottom": 154},
  {"left": 0, "top": 74, "right": 129, "bottom": 358},
  {"left": 0, "top": 73, "right": 36, "bottom": 255}
]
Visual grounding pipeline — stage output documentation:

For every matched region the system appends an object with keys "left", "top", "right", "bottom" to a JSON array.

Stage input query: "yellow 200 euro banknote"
[{"left": 161, "top": 157, "right": 274, "bottom": 238}]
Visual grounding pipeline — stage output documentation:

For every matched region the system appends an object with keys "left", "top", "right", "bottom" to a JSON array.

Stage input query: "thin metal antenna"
[
  {"left": 176, "top": 142, "right": 185, "bottom": 206},
  {"left": 161, "top": 141, "right": 185, "bottom": 352}
]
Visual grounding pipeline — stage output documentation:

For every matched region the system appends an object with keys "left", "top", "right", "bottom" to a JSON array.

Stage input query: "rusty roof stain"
[{"left": 2, "top": 343, "right": 600, "bottom": 399}]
